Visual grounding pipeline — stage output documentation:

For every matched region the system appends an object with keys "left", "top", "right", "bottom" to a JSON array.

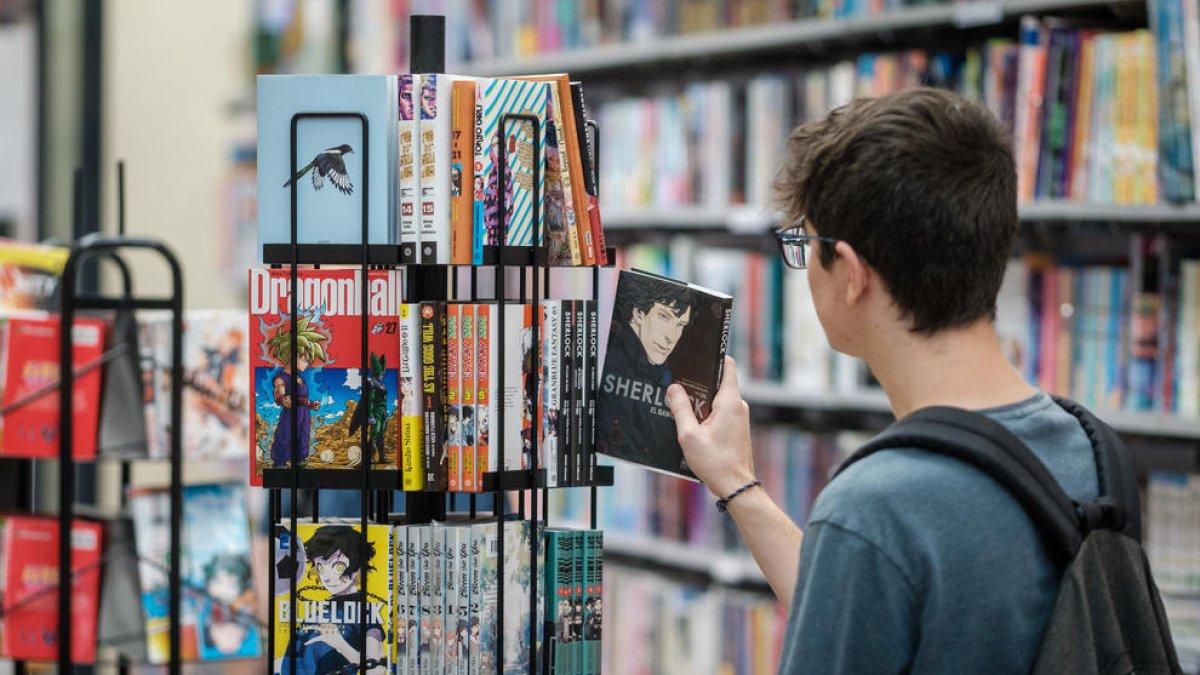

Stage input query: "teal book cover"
[{"left": 257, "top": 75, "right": 396, "bottom": 259}]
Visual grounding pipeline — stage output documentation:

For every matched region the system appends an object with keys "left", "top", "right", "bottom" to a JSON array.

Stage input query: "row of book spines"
[
  {"left": 403, "top": 300, "right": 600, "bottom": 493},
  {"left": 459, "top": 0, "right": 941, "bottom": 61},
  {"left": 1144, "top": 471, "right": 1200, "bottom": 594},
  {"left": 544, "top": 529, "right": 603, "bottom": 675},
  {"left": 399, "top": 73, "right": 607, "bottom": 267}
]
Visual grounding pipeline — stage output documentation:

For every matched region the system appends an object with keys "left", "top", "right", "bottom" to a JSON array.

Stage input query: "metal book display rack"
[{"left": 260, "top": 14, "right": 614, "bottom": 675}]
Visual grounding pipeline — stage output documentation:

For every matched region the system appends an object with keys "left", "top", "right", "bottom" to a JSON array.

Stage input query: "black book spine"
[
  {"left": 570, "top": 82, "right": 597, "bottom": 198},
  {"left": 422, "top": 301, "right": 448, "bottom": 490},
  {"left": 555, "top": 300, "right": 570, "bottom": 488},
  {"left": 713, "top": 299, "right": 734, "bottom": 411},
  {"left": 574, "top": 300, "right": 586, "bottom": 486},
  {"left": 584, "top": 299, "right": 598, "bottom": 484},
  {"left": 561, "top": 299, "right": 575, "bottom": 487}
]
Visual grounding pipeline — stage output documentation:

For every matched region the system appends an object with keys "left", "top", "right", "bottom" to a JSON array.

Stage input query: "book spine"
[
  {"left": 561, "top": 300, "right": 576, "bottom": 487},
  {"left": 443, "top": 526, "right": 459, "bottom": 674},
  {"left": 401, "top": 304, "right": 426, "bottom": 490},
  {"left": 1183, "top": 0, "right": 1200, "bottom": 198},
  {"left": 419, "top": 73, "right": 453, "bottom": 264},
  {"left": 407, "top": 526, "right": 422, "bottom": 674},
  {"left": 476, "top": 304, "right": 495, "bottom": 482},
  {"left": 540, "top": 82, "right": 580, "bottom": 266},
  {"left": 585, "top": 299, "right": 599, "bottom": 484},
  {"left": 452, "top": 79, "right": 477, "bottom": 265},
  {"left": 456, "top": 527, "right": 471, "bottom": 675},
  {"left": 461, "top": 305, "right": 478, "bottom": 493},
  {"left": 1015, "top": 16, "right": 1047, "bottom": 202},
  {"left": 395, "top": 525, "right": 409, "bottom": 674},
  {"left": 582, "top": 530, "right": 603, "bottom": 675},
  {"left": 421, "top": 302, "right": 447, "bottom": 490},
  {"left": 570, "top": 81, "right": 603, "bottom": 266},
  {"left": 574, "top": 300, "right": 586, "bottom": 486},
  {"left": 400, "top": 74, "right": 421, "bottom": 265},
  {"left": 502, "top": 303, "right": 528, "bottom": 472},
  {"left": 570, "top": 530, "right": 585, "bottom": 672},
  {"left": 472, "top": 78, "right": 490, "bottom": 265},
  {"left": 541, "top": 301, "right": 560, "bottom": 486},
  {"left": 471, "top": 524, "right": 498, "bottom": 675},
  {"left": 447, "top": 304, "right": 462, "bottom": 492}
]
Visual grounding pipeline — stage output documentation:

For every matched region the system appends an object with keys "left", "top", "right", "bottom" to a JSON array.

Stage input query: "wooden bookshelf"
[{"left": 461, "top": 0, "right": 1142, "bottom": 78}]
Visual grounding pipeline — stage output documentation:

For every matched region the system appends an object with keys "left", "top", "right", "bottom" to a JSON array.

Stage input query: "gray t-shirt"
[{"left": 777, "top": 392, "right": 1098, "bottom": 674}]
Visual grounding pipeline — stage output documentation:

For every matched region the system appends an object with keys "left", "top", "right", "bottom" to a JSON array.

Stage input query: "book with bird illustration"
[
  {"left": 247, "top": 267, "right": 402, "bottom": 486},
  {"left": 257, "top": 75, "right": 398, "bottom": 259}
]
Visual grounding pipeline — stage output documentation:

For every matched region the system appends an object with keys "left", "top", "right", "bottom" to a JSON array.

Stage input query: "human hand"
[{"left": 667, "top": 356, "right": 756, "bottom": 498}]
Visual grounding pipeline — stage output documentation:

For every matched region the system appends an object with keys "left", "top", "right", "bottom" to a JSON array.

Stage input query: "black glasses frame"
[{"left": 774, "top": 218, "right": 839, "bottom": 270}]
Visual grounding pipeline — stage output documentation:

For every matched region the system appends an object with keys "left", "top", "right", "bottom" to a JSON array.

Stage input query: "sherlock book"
[{"left": 596, "top": 269, "right": 733, "bottom": 479}]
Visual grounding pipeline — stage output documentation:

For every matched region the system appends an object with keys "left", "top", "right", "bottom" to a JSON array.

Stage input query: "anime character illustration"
[
  {"left": 399, "top": 77, "right": 414, "bottom": 120},
  {"left": 348, "top": 353, "right": 388, "bottom": 464},
  {"left": 198, "top": 553, "right": 259, "bottom": 659},
  {"left": 266, "top": 315, "right": 330, "bottom": 468},
  {"left": 419, "top": 75, "right": 437, "bottom": 120},
  {"left": 275, "top": 525, "right": 387, "bottom": 675},
  {"left": 585, "top": 596, "right": 602, "bottom": 641},
  {"left": 451, "top": 164, "right": 463, "bottom": 197}
]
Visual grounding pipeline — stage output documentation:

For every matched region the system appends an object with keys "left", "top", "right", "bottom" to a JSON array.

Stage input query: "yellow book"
[{"left": 273, "top": 522, "right": 393, "bottom": 675}]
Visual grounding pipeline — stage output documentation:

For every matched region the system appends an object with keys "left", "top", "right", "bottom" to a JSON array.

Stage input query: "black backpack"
[{"left": 835, "top": 397, "right": 1182, "bottom": 675}]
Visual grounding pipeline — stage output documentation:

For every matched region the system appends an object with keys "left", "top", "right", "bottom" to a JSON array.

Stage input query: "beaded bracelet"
[{"left": 716, "top": 479, "right": 762, "bottom": 513}]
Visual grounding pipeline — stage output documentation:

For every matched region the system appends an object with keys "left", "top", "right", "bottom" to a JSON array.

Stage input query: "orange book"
[
  {"left": 518, "top": 74, "right": 594, "bottom": 266},
  {"left": 451, "top": 79, "right": 476, "bottom": 265}
]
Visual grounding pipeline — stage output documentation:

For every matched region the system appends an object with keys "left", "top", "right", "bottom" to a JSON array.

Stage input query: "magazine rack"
[
  {"left": 56, "top": 231, "right": 187, "bottom": 674},
  {"left": 259, "top": 14, "right": 613, "bottom": 675}
]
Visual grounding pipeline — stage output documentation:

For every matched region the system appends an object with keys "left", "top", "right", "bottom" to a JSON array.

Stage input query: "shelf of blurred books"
[
  {"left": 459, "top": 0, "right": 1143, "bottom": 78},
  {"left": 604, "top": 532, "right": 766, "bottom": 586}
]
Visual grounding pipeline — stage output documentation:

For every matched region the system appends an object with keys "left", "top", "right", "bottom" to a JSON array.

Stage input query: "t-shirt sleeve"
[{"left": 777, "top": 520, "right": 918, "bottom": 675}]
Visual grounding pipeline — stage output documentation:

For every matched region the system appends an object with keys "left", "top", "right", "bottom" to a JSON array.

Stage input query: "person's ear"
[{"left": 834, "top": 240, "right": 871, "bottom": 305}]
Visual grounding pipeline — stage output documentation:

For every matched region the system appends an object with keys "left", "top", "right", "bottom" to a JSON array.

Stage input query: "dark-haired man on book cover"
[{"left": 668, "top": 88, "right": 1148, "bottom": 673}]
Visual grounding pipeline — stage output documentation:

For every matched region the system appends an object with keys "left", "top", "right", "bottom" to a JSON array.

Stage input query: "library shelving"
[{"left": 459, "top": 0, "right": 1147, "bottom": 78}]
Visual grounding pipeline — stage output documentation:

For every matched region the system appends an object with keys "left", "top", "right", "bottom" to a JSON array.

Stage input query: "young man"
[{"left": 667, "top": 87, "right": 1098, "bottom": 673}]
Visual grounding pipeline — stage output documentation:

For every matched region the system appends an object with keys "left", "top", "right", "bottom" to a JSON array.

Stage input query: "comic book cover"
[
  {"left": 248, "top": 268, "right": 401, "bottom": 485},
  {"left": 596, "top": 269, "right": 733, "bottom": 479},
  {"left": 0, "top": 313, "right": 105, "bottom": 460},
  {"left": 129, "top": 488, "right": 199, "bottom": 663},
  {"left": 472, "top": 79, "right": 550, "bottom": 262},
  {"left": 184, "top": 483, "right": 261, "bottom": 661},
  {"left": 469, "top": 521, "right": 499, "bottom": 675},
  {"left": 272, "top": 521, "right": 393, "bottom": 675},
  {"left": 178, "top": 310, "right": 250, "bottom": 460},
  {"left": 0, "top": 238, "right": 67, "bottom": 311},
  {"left": 1, "top": 516, "right": 102, "bottom": 663}
]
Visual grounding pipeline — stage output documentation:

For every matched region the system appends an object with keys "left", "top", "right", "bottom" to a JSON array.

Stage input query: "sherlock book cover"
[{"left": 596, "top": 269, "right": 733, "bottom": 479}]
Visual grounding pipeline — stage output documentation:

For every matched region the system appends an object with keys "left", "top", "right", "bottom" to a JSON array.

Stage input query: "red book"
[
  {"left": 0, "top": 314, "right": 105, "bottom": 460},
  {"left": 247, "top": 268, "right": 402, "bottom": 486},
  {"left": 2, "top": 516, "right": 103, "bottom": 663}
]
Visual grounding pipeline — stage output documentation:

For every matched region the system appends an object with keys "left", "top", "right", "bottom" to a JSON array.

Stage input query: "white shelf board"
[
  {"left": 741, "top": 381, "right": 1200, "bottom": 440},
  {"left": 602, "top": 201, "right": 1200, "bottom": 232},
  {"left": 604, "top": 531, "right": 767, "bottom": 586},
  {"left": 462, "top": 0, "right": 1139, "bottom": 77}
]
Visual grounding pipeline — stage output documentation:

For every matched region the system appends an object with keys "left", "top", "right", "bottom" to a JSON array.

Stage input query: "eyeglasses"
[{"left": 774, "top": 217, "right": 839, "bottom": 270}]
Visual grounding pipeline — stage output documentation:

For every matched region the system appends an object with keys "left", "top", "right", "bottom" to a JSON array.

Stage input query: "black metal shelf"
[
  {"left": 263, "top": 243, "right": 618, "bottom": 267},
  {"left": 262, "top": 465, "right": 615, "bottom": 491}
]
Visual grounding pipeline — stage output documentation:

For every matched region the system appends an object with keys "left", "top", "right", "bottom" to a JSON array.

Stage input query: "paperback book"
[
  {"left": 248, "top": 268, "right": 402, "bottom": 485},
  {"left": 596, "top": 269, "right": 733, "bottom": 479},
  {"left": 272, "top": 521, "right": 393, "bottom": 675}
]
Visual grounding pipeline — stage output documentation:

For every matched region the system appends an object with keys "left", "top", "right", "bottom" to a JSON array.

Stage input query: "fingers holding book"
[{"left": 667, "top": 356, "right": 755, "bottom": 499}]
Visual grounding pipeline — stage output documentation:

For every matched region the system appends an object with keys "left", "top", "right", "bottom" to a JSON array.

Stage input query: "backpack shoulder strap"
[
  {"left": 1050, "top": 396, "right": 1142, "bottom": 541},
  {"left": 834, "top": 406, "right": 1083, "bottom": 564}
]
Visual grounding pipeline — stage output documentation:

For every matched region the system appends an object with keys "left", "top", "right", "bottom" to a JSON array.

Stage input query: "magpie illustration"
[{"left": 282, "top": 144, "right": 354, "bottom": 195}]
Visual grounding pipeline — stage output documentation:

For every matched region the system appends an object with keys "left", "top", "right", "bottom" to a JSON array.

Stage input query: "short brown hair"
[{"left": 773, "top": 87, "right": 1018, "bottom": 335}]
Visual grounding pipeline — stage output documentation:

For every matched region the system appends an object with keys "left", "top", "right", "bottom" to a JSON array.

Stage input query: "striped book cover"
[{"left": 473, "top": 79, "right": 550, "bottom": 261}]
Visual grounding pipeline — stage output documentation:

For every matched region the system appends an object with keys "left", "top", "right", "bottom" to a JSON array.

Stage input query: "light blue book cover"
[{"left": 257, "top": 75, "right": 396, "bottom": 259}]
